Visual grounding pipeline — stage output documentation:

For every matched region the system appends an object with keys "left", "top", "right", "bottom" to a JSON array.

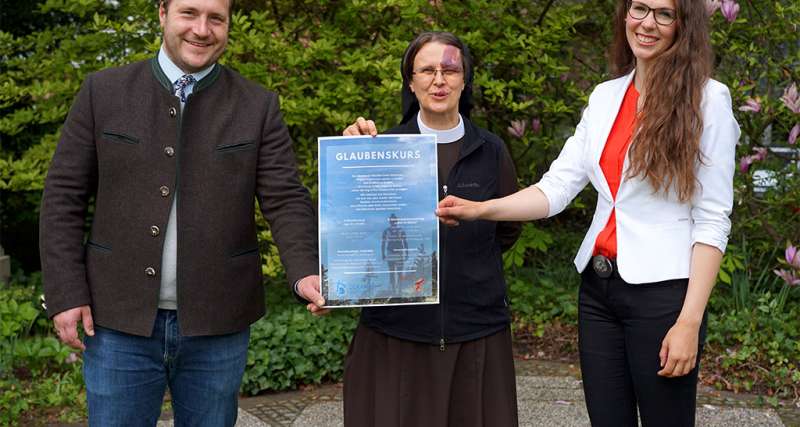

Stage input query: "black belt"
[{"left": 591, "top": 254, "right": 617, "bottom": 279}]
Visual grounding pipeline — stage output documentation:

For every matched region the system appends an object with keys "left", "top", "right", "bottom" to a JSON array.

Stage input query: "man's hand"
[
  {"left": 296, "top": 275, "right": 330, "bottom": 316},
  {"left": 53, "top": 305, "right": 94, "bottom": 351},
  {"left": 343, "top": 117, "right": 378, "bottom": 136}
]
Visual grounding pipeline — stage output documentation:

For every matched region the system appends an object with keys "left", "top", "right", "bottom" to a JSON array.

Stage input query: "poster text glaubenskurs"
[{"left": 335, "top": 150, "right": 421, "bottom": 161}]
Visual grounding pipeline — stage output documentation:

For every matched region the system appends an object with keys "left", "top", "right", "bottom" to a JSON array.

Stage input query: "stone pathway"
[
  {"left": 288, "top": 376, "right": 786, "bottom": 427},
  {"left": 153, "top": 359, "right": 800, "bottom": 427}
]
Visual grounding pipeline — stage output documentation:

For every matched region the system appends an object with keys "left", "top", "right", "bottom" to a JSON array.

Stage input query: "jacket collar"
[
  {"left": 592, "top": 69, "right": 637, "bottom": 201},
  {"left": 150, "top": 57, "right": 221, "bottom": 95},
  {"left": 394, "top": 115, "right": 486, "bottom": 161},
  {"left": 594, "top": 69, "right": 636, "bottom": 152}
]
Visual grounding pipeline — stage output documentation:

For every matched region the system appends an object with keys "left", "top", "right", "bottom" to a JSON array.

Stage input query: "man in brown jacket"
[{"left": 39, "top": 0, "right": 324, "bottom": 424}]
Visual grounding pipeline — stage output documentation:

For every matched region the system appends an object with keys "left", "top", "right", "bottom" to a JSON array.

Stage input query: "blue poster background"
[{"left": 318, "top": 135, "right": 439, "bottom": 307}]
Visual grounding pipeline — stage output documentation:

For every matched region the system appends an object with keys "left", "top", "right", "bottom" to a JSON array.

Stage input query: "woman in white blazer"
[{"left": 437, "top": 0, "right": 739, "bottom": 426}]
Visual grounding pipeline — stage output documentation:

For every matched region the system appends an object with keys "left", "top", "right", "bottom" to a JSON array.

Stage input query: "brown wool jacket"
[{"left": 39, "top": 58, "right": 318, "bottom": 337}]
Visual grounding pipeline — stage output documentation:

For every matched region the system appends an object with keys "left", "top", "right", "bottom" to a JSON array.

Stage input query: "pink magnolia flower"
[
  {"left": 752, "top": 147, "right": 767, "bottom": 161},
  {"left": 782, "top": 83, "right": 800, "bottom": 114},
  {"left": 507, "top": 120, "right": 526, "bottom": 139},
  {"left": 789, "top": 123, "right": 800, "bottom": 145},
  {"left": 774, "top": 269, "right": 800, "bottom": 286},
  {"left": 531, "top": 118, "right": 542, "bottom": 134},
  {"left": 706, "top": 0, "right": 721, "bottom": 16},
  {"left": 738, "top": 147, "right": 768, "bottom": 173},
  {"left": 720, "top": 0, "right": 740, "bottom": 23},
  {"left": 739, "top": 156, "right": 753, "bottom": 174},
  {"left": 787, "top": 244, "right": 800, "bottom": 269},
  {"left": 738, "top": 98, "right": 761, "bottom": 113}
]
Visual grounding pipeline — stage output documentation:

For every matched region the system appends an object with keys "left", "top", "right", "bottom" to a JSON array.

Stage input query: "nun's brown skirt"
[{"left": 343, "top": 324, "right": 518, "bottom": 427}]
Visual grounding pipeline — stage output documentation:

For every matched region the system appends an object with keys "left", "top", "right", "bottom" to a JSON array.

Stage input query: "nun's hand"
[{"left": 343, "top": 117, "right": 378, "bottom": 136}]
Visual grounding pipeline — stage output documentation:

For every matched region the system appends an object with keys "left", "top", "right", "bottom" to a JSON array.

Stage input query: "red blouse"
[{"left": 593, "top": 82, "right": 639, "bottom": 259}]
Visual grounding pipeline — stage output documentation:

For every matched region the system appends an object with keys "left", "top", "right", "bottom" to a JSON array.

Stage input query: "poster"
[{"left": 318, "top": 135, "right": 439, "bottom": 307}]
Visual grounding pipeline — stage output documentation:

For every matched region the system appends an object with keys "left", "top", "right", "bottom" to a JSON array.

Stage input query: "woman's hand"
[
  {"left": 436, "top": 195, "right": 485, "bottom": 226},
  {"left": 343, "top": 117, "right": 378, "bottom": 136},
  {"left": 657, "top": 243, "right": 720, "bottom": 377},
  {"left": 657, "top": 320, "right": 700, "bottom": 377}
]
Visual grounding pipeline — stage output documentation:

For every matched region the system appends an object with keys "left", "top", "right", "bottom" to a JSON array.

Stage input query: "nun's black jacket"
[{"left": 360, "top": 116, "right": 522, "bottom": 346}]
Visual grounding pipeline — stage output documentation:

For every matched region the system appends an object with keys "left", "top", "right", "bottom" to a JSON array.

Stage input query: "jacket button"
[
  {"left": 169, "top": 107, "right": 177, "bottom": 117},
  {"left": 150, "top": 225, "right": 160, "bottom": 237},
  {"left": 164, "top": 146, "right": 175, "bottom": 157},
  {"left": 159, "top": 186, "right": 170, "bottom": 197},
  {"left": 145, "top": 267, "right": 156, "bottom": 277}
]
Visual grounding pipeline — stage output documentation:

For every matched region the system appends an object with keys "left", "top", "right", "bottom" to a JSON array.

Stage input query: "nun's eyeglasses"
[{"left": 412, "top": 67, "right": 463, "bottom": 84}]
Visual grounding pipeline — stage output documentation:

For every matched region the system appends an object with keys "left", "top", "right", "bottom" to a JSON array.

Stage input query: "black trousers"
[{"left": 578, "top": 267, "right": 707, "bottom": 427}]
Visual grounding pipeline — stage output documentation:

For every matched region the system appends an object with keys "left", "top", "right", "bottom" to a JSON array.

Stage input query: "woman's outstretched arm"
[{"left": 436, "top": 185, "right": 550, "bottom": 225}]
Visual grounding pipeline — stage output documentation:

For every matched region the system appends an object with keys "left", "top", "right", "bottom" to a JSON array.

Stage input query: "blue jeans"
[{"left": 83, "top": 310, "right": 250, "bottom": 427}]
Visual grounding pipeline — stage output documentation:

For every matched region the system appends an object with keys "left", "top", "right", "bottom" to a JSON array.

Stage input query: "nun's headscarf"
[{"left": 400, "top": 32, "right": 475, "bottom": 125}]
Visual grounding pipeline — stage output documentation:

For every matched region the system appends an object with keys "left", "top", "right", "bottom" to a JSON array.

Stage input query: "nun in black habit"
[{"left": 337, "top": 31, "right": 522, "bottom": 427}]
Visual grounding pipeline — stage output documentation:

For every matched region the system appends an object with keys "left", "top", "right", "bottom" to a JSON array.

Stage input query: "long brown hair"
[{"left": 610, "top": 0, "right": 713, "bottom": 202}]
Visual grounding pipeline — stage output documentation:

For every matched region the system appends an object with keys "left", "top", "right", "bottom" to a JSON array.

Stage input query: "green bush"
[
  {"left": 1, "top": 0, "right": 598, "bottom": 250},
  {"left": 0, "top": 278, "right": 84, "bottom": 425},
  {"left": 0, "top": 278, "right": 48, "bottom": 369},
  {"left": 506, "top": 223, "right": 583, "bottom": 335},
  {"left": 707, "top": 291, "right": 800, "bottom": 398},
  {"left": 0, "top": 298, "right": 39, "bottom": 343},
  {"left": 242, "top": 305, "right": 358, "bottom": 395},
  {"left": 706, "top": 240, "right": 800, "bottom": 399},
  {"left": 0, "top": 362, "right": 85, "bottom": 426}
]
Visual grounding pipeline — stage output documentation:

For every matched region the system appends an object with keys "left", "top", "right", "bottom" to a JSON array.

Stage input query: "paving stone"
[
  {"left": 291, "top": 401, "right": 342, "bottom": 427},
  {"left": 516, "top": 376, "right": 583, "bottom": 390},
  {"left": 518, "top": 401, "right": 591, "bottom": 427},
  {"left": 156, "top": 408, "right": 266, "bottom": 427},
  {"left": 696, "top": 407, "right": 785, "bottom": 427},
  {"left": 246, "top": 399, "right": 308, "bottom": 426},
  {"left": 515, "top": 376, "right": 584, "bottom": 402}
]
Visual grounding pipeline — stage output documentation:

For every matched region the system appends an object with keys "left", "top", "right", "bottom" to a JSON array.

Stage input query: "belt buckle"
[{"left": 592, "top": 255, "right": 613, "bottom": 279}]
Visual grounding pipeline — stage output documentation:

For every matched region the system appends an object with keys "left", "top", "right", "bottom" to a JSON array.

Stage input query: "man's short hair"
[{"left": 159, "top": 0, "right": 234, "bottom": 14}]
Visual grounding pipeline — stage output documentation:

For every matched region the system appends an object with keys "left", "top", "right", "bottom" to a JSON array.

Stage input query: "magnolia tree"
[
  {"left": 702, "top": 0, "right": 800, "bottom": 400},
  {"left": 702, "top": 0, "right": 800, "bottom": 288}
]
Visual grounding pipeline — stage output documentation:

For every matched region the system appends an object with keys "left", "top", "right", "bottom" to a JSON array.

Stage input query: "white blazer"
[{"left": 534, "top": 71, "right": 740, "bottom": 284}]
